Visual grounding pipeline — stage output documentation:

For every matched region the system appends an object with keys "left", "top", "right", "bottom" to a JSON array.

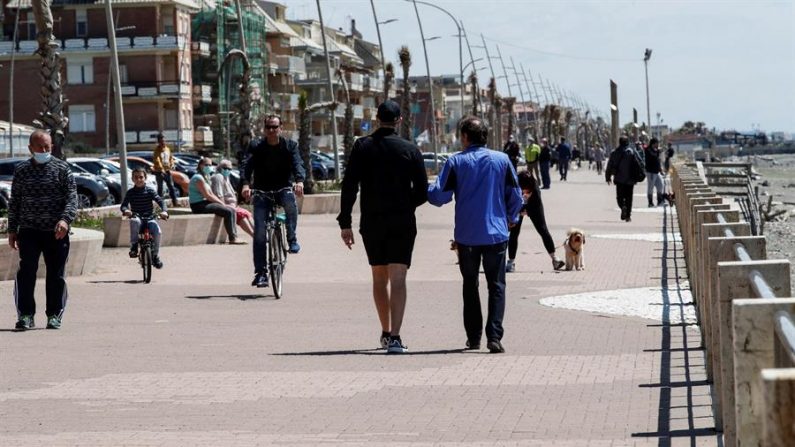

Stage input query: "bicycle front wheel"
[
  {"left": 142, "top": 245, "right": 153, "bottom": 284},
  {"left": 269, "top": 226, "right": 284, "bottom": 299}
]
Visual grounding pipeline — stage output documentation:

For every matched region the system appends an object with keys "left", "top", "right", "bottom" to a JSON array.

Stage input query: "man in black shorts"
[{"left": 337, "top": 100, "right": 428, "bottom": 354}]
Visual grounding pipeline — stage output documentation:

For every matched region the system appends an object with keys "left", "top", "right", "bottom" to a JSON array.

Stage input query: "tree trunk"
[
  {"left": 31, "top": 0, "right": 67, "bottom": 158},
  {"left": 398, "top": 46, "right": 412, "bottom": 141}
]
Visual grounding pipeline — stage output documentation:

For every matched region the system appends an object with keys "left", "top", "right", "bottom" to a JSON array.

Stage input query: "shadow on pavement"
[
  {"left": 272, "top": 348, "right": 467, "bottom": 356},
  {"left": 88, "top": 280, "right": 145, "bottom": 284},
  {"left": 631, "top": 205, "right": 722, "bottom": 446},
  {"left": 185, "top": 294, "right": 270, "bottom": 301}
]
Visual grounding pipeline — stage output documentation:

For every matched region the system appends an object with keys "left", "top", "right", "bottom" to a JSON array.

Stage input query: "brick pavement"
[{"left": 0, "top": 165, "right": 721, "bottom": 446}]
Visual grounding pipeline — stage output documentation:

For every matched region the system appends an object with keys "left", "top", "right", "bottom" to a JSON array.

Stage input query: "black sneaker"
[
  {"left": 152, "top": 256, "right": 163, "bottom": 269},
  {"left": 256, "top": 273, "right": 270, "bottom": 288},
  {"left": 129, "top": 243, "right": 138, "bottom": 258},
  {"left": 251, "top": 273, "right": 260, "bottom": 287},
  {"left": 620, "top": 206, "right": 628, "bottom": 221},
  {"left": 553, "top": 259, "right": 565, "bottom": 271},
  {"left": 465, "top": 339, "right": 481, "bottom": 350},
  {"left": 15, "top": 315, "right": 34, "bottom": 331},
  {"left": 386, "top": 337, "right": 408, "bottom": 354},
  {"left": 46, "top": 315, "right": 61, "bottom": 329},
  {"left": 487, "top": 340, "right": 505, "bottom": 353}
]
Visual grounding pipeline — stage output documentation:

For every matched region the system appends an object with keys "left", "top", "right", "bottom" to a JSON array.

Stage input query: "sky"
[{"left": 278, "top": 0, "right": 795, "bottom": 134}]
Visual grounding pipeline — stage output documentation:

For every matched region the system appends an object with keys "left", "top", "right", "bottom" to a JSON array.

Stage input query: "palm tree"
[
  {"left": 337, "top": 69, "right": 355, "bottom": 162},
  {"left": 297, "top": 91, "right": 334, "bottom": 194},
  {"left": 383, "top": 62, "right": 395, "bottom": 103},
  {"left": 30, "top": 0, "right": 67, "bottom": 158},
  {"left": 398, "top": 46, "right": 412, "bottom": 140},
  {"left": 495, "top": 95, "right": 503, "bottom": 149},
  {"left": 468, "top": 71, "right": 479, "bottom": 117},
  {"left": 504, "top": 97, "right": 516, "bottom": 144},
  {"left": 487, "top": 77, "right": 497, "bottom": 147}
]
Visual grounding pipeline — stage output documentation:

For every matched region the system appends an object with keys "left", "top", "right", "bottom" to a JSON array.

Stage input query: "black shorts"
[{"left": 360, "top": 214, "right": 417, "bottom": 267}]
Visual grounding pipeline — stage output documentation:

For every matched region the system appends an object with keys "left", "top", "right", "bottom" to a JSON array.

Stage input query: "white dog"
[{"left": 563, "top": 228, "right": 586, "bottom": 271}]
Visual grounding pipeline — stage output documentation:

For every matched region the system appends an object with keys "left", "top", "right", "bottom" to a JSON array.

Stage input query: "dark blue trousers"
[{"left": 456, "top": 241, "right": 508, "bottom": 344}]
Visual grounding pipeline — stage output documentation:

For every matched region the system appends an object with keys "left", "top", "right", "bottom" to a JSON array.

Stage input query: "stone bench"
[
  {"left": 103, "top": 212, "right": 229, "bottom": 247},
  {"left": 0, "top": 228, "right": 104, "bottom": 280}
]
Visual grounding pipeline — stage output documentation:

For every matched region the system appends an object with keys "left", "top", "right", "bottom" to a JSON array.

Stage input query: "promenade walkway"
[{"left": 0, "top": 164, "right": 721, "bottom": 446}]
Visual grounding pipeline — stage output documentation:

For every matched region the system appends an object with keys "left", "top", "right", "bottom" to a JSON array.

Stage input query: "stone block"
[
  {"left": 760, "top": 367, "right": 795, "bottom": 447},
  {"left": 733, "top": 299, "right": 795, "bottom": 447},
  {"left": 103, "top": 214, "right": 228, "bottom": 247},
  {"left": 0, "top": 228, "right": 104, "bottom": 281},
  {"left": 717, "top": 260, "right": 792, "bottom": 446}
]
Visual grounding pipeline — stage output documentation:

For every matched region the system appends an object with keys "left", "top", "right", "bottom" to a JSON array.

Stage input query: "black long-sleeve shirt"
[
  {"left": 8, "top": 158, "right": 77, "bottom": 232},
  {"left": 242, "top": 136, "right": 305, "bottom": 191},
  {"left": 337, "top": 127, "right": 428, "bottom": 229}
]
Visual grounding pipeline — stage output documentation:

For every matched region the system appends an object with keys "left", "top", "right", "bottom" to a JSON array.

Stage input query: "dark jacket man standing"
[
  {"left": 337, "top": 101, "right": 428, "bottom": 354},
  {"left": 9, "top": 130, "right": 78, "bottom": 330},
  {"left": 606, "top": 136, "right": 645, "bottom": 222}
]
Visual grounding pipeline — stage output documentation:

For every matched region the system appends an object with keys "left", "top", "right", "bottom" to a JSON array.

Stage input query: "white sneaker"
[
  {"left": 506, "top": 259, "right": 515, "bottom": 273},
  {"left": 386, "top": 338, "right": 408, "bottom": 354}
]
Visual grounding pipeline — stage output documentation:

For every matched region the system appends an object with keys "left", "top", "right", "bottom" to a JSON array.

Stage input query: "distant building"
[{"left": 0, "top": 0, "right": 200, "bottom": 151}]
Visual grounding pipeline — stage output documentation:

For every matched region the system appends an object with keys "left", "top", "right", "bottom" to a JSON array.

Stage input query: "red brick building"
[{"left": 0, "top": 0, "right": 199, "bottom": 151}]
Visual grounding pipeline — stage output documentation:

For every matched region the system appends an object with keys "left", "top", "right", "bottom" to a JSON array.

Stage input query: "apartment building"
[{"left": 0, "top": 0, "right": 199, "bottom": 151}]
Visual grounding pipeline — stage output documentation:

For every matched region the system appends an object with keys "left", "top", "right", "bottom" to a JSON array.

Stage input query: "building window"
[
  {"left": 76, "top": 9, "right": 87, "bottom": 37},
  {"left": 162, "top": 12, "right": 175, "bottom": 35},
  {"left": 69, "top": 105, "right": 96, "bottom": 133},
  {"left": 67, "top": 58, "right": 94, "bottom": 84}
]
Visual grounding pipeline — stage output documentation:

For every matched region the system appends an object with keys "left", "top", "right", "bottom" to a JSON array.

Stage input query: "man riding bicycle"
[{"left": 241, "top": 115, "right": 305, "bottom": 288}]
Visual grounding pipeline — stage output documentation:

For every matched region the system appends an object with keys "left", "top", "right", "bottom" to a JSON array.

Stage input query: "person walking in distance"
[
  {"left": 593, "top": 145, "right": 605, "bottom": 175},
  {"left": 556, "top": 137, "right": 572, "bottom": 181},
  {"left": 428, "top": 116, "right": 523, "bottom": 354},
  {"left": 644, "top": 138, "right": 665, "bottom": 207},
  {"left": 524, "top": 137, "right": 541, "bottom": 183},
  {"left": 152, "top": 133, "right": 180, "bottom": 208},
  {"left": 8, "top": 130, "right": 78, "bottom": 330},
  {"left": 241, "top": 115, "right": 305, "bottom": 288},
  {"left": 538, "top": 137, "right": 552, "bottom": 189},
  {"left": 337, "top": 101, "right": 428, "bottom": 354},
  {"left": 605, "top": 136, "right": 645, "bottom": 222}
]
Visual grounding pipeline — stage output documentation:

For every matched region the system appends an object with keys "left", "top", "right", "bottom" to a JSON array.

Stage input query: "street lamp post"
[
  {"left": 409, "top": 0, "right": 464, "bottom": 121},
  {"left": 105, "top": 0, "right": 129, "bottom": 195},
  {"left": 410, "top": 0, "right": 438, "bottom": 173},
  {"left": 106, "top": 24, "right": 135, "bottom": 156},
  {"left": 316, "top": 0, "right": 340, "bottom": 180},
  {"left": 644, "top": 48, "right": 652, "bottom": 141},
  {"left": 369, "top": 0, "right": 397, "bottom": 98}
]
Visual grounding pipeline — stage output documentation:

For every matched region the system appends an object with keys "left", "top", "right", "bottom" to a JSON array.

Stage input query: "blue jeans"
[
  {"left": 540, "top": 160, "right": 551, "bottom": 188},
  {"left": 128, "top": 217, "right": 161, "bottom": 256},
  {"left": 456, "top": 241, "right": 508, "bottom": 343},
  {"left": 252, "top": 189, "right": 298, "bottom": 273}
]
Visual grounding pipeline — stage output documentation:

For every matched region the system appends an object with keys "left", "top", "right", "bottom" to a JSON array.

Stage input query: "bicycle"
[
  {"left": 127, "top": 213, "right": 163, "bottom": 284},
  {"left": 251, "top": 188, "right": 290, "bottom": 299}
]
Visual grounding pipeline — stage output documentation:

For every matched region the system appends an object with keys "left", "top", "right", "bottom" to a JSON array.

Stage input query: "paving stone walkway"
[{"left": 0, "top": 165, "right": 721, "bottom": 446}]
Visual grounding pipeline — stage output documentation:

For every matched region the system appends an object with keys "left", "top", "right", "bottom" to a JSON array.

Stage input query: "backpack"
[{"left": 630, "top": 148, "right": 646, "bottom": 183}]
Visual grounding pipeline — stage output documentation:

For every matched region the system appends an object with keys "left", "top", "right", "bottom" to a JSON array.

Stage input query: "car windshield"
[{"left": 98, "top": 160, "right": 122, "bottom": 174}]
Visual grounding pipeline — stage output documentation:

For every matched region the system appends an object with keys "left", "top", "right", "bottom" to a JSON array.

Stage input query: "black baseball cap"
[{"left": 376, "top": 100, "right": 401, "bottom": 123}]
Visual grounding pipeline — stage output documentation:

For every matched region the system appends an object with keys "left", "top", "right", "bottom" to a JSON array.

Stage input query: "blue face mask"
[
  {"left": 32, "top": 152, "right": 52, "bottom": 164},
  {"left": 202, "top": 166, "right": 213, "bottom": 176},
  {"left": 221, "top": 168, "right": 231, "bottom": 178}
]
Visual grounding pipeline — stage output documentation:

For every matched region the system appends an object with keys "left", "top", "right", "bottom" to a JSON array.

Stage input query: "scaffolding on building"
[{"left": 192, "top": 0, "right": 268, "bottom": 156}]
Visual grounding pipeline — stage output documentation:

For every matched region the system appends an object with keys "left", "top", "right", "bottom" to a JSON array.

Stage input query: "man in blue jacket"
[
  {"left": 556, "top": 137, "right": 572, "bottom": 181},
  {"left": 428, "top": 116, "right": 523, "bottom": 353}
]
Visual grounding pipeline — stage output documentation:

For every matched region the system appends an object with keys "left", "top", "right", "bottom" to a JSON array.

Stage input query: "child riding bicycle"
[{"left": 120, "top": 168, "right": 169, "bottom": 269}]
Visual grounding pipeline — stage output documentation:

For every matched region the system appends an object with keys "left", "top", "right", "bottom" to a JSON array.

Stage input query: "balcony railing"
[
  {"left": 274, "top": 55, "right": 306, "bottom": 76},
  {"left": 121, "top": 81, "right": 191, "bottom": 99},
  {"left": 0, "top": 35, "right": 189, "bottom": 56}
]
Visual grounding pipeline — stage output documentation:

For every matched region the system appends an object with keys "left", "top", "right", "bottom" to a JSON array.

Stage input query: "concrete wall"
[{"left": 0, "top": 228, "right": 104, "bottom": 280}]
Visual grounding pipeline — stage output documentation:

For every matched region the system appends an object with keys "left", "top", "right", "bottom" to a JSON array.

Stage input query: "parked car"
[
  {"left": 103, "top": 155, "right": 190, "bottom": 196},
  {"left": 422, "top": 152, "right": 447, "bottom": 172},
  {"left": 67, "top": 162, "right": 117, "bottom": 206},
  {"left": 70, "top": 157, "right": 159, "bottom": 203},
  {"left": 0, "top": 157, "right": 110, "bottom": 209},
  {"left": 0, "top": 180, "right": 10, "bottom": 212},
  {"left": 312, "top": 151, "right": 343, "bottom": 179}
]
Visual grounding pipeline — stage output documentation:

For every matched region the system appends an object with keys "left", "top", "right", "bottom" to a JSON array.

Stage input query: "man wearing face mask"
[{"left": 8, "top": 130, "right": 78, "bottom": 331}]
